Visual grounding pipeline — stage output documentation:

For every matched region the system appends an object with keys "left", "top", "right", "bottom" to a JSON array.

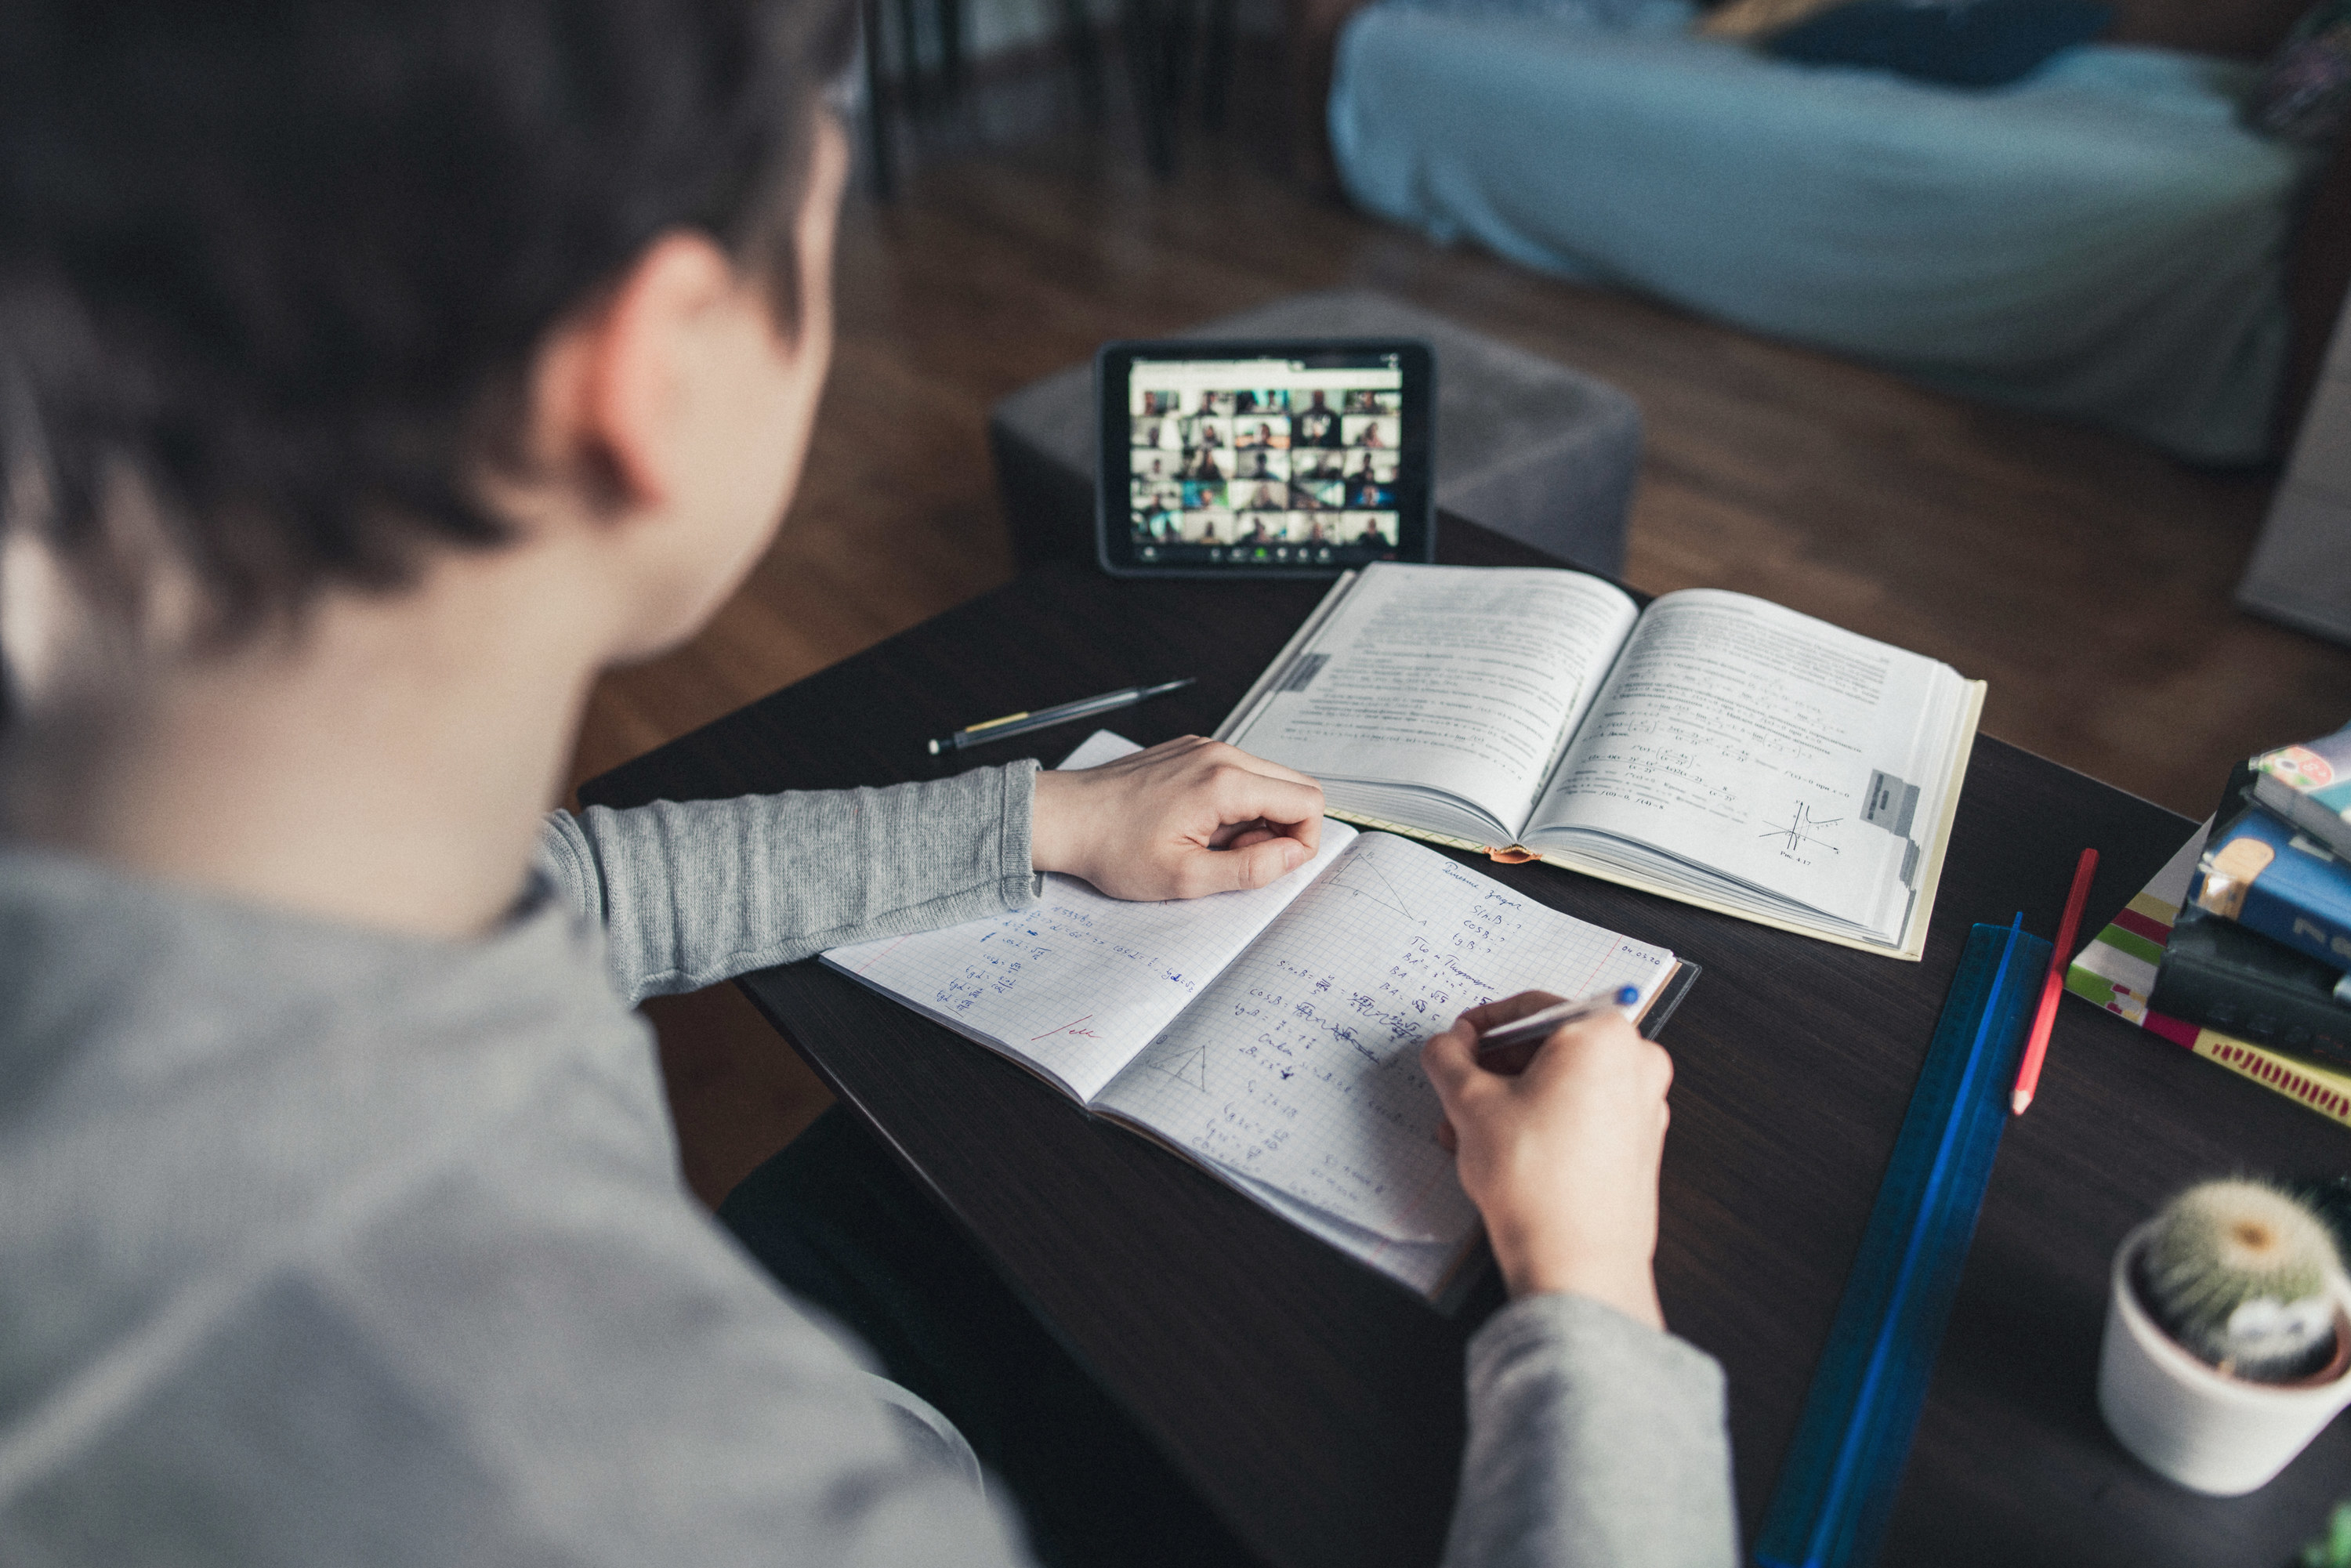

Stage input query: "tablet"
[{"left": 1096, "top": 338, "right": 1436, "bottom": 578}]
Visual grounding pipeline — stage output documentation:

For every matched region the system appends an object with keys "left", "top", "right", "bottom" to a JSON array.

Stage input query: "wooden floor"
[{"left": 573, "top": 66, "right": 2351, "bottom": 1209}]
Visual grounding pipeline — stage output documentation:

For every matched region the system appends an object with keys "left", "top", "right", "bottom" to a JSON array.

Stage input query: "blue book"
[
  {"left": 2254, "top": 727, "right": 2351, "bottom": 861},
  {"left": 2190, "top": 802, "right": 2351, "bottom": 973}
]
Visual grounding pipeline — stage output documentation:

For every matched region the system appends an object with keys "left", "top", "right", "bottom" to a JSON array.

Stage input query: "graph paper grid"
[
  {"left": 824, "top": 824, "right": 1359, "bottom": 1103},
  {"left": 1095, "top": 832, "right": 1675, "bottom": 1244}
]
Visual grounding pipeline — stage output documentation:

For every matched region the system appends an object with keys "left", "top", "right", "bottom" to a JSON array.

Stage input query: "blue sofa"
[{"left": 1328, "top": 0, "right": 2320, "bottom": 460}]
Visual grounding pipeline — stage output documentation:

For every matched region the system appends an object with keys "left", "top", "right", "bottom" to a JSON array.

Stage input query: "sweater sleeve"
[
  {"left": 1443, "top": 1294, "right": 1739, "bottom": 1568},
  {"left": 537, "top": 763, "right": 1045, "bottom": 1005}
]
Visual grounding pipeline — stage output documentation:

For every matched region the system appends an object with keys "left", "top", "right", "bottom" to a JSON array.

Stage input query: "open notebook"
[{"left": 824, "top": 733, "right": 1694, "bottom": 1299}]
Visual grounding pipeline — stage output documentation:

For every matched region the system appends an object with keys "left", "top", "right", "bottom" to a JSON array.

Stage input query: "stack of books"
[
  {"left": 2068, "top": 726, "right": 2351, "bottom": 1129},
  {"left": 2151, "top": 730, "right": 2351, "bottom": 1069}
]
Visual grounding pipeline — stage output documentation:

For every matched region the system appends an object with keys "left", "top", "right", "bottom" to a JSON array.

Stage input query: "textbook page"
[
  {"left": 1523, "top": 590, "right": 1970, "bottom": 940},
  {"left": 1092, "top": 832, "right": 1675, "bottom": 1244},
  {"left": 1221, "top": 563, "right": 1641, "bottom": 845}
]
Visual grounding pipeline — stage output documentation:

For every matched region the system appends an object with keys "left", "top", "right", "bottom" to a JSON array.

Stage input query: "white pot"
[{"left": 2097, "top": 1218, "right": 2351, "bottom": 1495}]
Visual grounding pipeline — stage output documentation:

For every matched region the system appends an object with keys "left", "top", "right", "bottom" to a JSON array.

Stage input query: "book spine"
[
  {"left": 2189, "top": 798, "right": 2351, "bottom": 969},
  {"left": 2221, "top": 871, "right": 2351, "bottom": 971},
  {"left": 2186, "top": 1030, "right": 2351, "bottom": 1129},
  {"left": 2255, "top": 773, "right": 2351, "bottom": 860},
  {"left": 2149, "top": 947, "right": 2351, "bottom": 1069}
]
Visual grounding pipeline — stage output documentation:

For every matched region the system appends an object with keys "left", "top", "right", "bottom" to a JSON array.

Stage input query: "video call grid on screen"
[{"left": 1125, "top": 357, "right": 1405, "bottom": 567}]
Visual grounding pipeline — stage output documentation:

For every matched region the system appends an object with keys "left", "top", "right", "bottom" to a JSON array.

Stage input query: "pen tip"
[
  {"left": 2010, "top": 1088, "right": 2032, "bottom": 1115},
  {"left": 926, "top": 740, "right": 940, "bottom": 756}
]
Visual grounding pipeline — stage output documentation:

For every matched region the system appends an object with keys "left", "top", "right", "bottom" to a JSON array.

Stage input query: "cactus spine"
[{"left": 2141, "top": 1178, "right": 2344, "bottom": 1383}]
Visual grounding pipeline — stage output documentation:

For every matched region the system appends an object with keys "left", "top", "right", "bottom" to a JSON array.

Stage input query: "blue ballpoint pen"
[{"left": 1473, "top": 983, "right": 1643, "bottom": 1057}]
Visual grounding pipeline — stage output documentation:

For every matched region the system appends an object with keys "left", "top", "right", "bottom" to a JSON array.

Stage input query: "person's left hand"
[{"left": 1029, "top": 736, "right": 1324, "bottom": 900}]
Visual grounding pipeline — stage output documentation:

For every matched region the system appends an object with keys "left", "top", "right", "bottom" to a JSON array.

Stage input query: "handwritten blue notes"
[
  {"left": 1092, "top": 832, "right": 1672, "bottom": 1248},
  {"left": 822, "top": 814, "right": 1677, "bottom": 1295},
  {"left": 825, "top": 825, "right": 1359, "bottom": 1102}
]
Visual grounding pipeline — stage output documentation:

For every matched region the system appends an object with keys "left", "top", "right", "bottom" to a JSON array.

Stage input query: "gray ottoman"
[{"left": 988, "top": 288, "right": 1643, "bottom": 574}]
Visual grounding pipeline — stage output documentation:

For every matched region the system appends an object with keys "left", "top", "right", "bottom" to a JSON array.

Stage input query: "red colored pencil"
[{"left": 2012, "top": 846, "right": 2099, "bottom": 1115}]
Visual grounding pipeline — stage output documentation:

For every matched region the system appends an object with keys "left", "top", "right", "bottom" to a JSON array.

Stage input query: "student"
[
  {"left": 1295, "top": 390, "right": 1341, "bottom": 447},
  {"left": 1181, "top": 412, "right": 1230, "bottom": 449},
  {"left": 1180, "top": 441, "right": 1228, "bottom": 480},
  {"left": 0, "top": 5, "right": 1734, "bottom": 1566}
]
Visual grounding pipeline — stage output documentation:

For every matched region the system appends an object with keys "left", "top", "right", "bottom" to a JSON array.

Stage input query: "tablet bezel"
[{"left": 1094, "top": 337, "right": 1436, "bottom": 580}]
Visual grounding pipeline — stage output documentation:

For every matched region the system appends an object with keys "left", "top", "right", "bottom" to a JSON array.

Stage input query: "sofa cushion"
[
  {"left": 1396, "top": 0, "right": 1694, "bottom": 26},
  {"left": 1330, "top": 11, "right": 2317, "bottom": 459},
  {"left": 1764, "top": 0, "right": 2113, "bottom": 88}
]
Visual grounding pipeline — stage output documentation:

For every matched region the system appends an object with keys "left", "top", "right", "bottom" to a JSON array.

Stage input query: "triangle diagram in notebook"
[
  {"left": 1136, "top": 1032, "right": 1208, "bottom": 1092},
  {"left": 1328, "top": 852, "right": 1412, "bottom": 920}
]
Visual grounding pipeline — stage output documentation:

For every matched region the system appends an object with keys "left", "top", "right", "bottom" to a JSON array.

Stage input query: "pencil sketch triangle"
[
  {"left": 1328, "top": 851, "right": 1412, "bottom": 919},
  {"left": 1136, "top": 1031, "right": 1208, "bottom": 1092}
]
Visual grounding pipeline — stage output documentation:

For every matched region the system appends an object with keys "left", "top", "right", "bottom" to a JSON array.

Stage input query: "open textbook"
[
  {"left": 1216, "top": 563, "right": 1985, "bottom": 960},
  {"left": 824, "top": 735, "right": 1694, "bottom": 1298}
]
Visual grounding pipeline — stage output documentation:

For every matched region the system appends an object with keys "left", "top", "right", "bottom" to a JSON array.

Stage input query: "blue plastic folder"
[{"left": 1754, "top": 918, "right": 2049, "bottom": 1568}]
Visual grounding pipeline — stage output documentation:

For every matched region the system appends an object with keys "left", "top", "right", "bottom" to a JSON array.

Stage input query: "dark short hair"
[{"left": 0, "top": 0, "right": 857, "bottom": 644}]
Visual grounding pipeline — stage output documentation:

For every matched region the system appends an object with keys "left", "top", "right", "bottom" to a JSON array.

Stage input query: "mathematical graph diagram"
[{"left": 1760, "top": 799, "right": 1842, "bottom": 856}]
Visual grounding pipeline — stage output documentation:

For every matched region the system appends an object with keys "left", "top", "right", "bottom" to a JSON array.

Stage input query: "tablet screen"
[{"left": 1096, "top": 339, "right": 1434, "bottom": 578}]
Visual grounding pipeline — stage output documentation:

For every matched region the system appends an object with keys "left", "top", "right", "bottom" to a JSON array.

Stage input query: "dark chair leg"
[
  {"left": 1059, "top": 0, "right": 1105, "bottom": 125},
  {"left": 1201, "top": 0, "right": 1237, "bottom": 132},
  {"left": 937, "top": 0, "right": 964, "bottom": 101},
  {"left": 861, "top": 0, "right": 895, "bottom": 198},
  {"left": 1121, "top": 0, "right": 1176, "bottom": 176},
  {"left": 1162, "top": 0, "right": 1197, "bottom": 143},
  {"left": 895, "top": 0, "right": 926, "bottom": 113}
]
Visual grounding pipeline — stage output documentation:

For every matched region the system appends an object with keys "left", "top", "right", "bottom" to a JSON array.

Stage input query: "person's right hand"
[{"left": 1421, "top": 991, "right": 1675, "bottom": 1328}]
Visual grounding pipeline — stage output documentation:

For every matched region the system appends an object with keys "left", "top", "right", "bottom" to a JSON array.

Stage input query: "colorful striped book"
[{"left": 2065, "top": 820, "right": 2351, "bottom": 1129}]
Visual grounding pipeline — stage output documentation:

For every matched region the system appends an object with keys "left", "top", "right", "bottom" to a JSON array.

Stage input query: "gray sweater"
[{"left": 0, "top": 762, "right": 1735, "bottom": 1566}]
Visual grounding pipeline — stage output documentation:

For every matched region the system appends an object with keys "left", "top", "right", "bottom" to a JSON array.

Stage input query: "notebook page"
[
  {"left": 1092, "top": 832, "right": 1675, "bottom": 1242},
  {"left": 1222, "top": 1166, "right": 1472, "bottom": 1299},
  {"left": 824, "top": 823, "right": 1359, "bottom": 1103},
  {"left": 1222, "top": 563, "right": 1640, "bottom": 842}
]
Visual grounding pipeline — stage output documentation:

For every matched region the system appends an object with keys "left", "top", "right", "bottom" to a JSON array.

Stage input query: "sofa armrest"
[{"left": 1288, "top": 0, "right": 1378, "bottom": 190}]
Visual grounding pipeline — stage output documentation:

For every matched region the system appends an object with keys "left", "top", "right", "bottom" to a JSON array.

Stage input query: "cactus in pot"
[{"left": 2139, "top": 1178, "right": 2344, "bottom": 1384}]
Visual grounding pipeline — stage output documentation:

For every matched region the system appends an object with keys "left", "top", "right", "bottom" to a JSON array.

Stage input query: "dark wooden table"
[{"left": 581, "top": 519, "right": 2349, "bottom": 1568}]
